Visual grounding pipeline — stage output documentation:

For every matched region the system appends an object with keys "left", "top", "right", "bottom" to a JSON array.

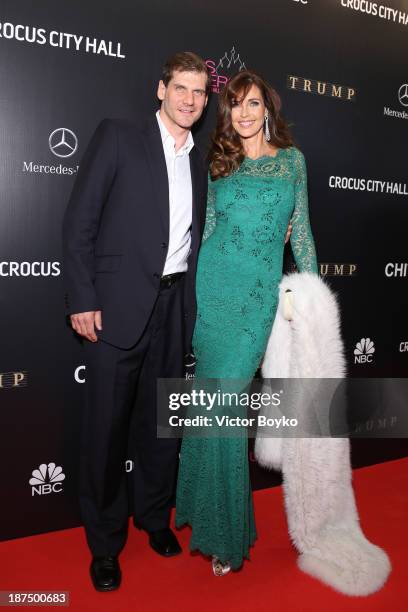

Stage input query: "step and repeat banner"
[{"left": 1, "top": 0, "right": 407, "bottom": 540}]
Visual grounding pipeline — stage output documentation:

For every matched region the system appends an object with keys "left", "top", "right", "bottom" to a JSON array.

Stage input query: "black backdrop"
[{"left": 1, "top": 0, "right": 407, "bottom": 541}]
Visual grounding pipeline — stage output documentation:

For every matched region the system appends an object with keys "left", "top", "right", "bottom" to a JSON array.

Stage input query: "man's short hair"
[{"left": 162, "top": 51, "right": 211, "bottom": 93}]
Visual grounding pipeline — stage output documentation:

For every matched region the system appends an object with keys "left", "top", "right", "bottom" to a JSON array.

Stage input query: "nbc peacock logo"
[
  {"left": 29, "top": 462, "right": 66, "bottom": 496},
  {"left": 354, "top": 338, "right": 375, "bottom": 364}
]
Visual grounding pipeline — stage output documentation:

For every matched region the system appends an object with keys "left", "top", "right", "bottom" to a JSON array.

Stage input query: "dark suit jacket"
[{"left": 62, "top": 117, "right": 208, "bottom": 350}]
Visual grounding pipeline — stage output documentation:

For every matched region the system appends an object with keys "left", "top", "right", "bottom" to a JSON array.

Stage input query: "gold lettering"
[
  {"left": 304, "top": 79, "right": 311, "bottom": 92},
  {"left": 288, "top": 75, "right": 298, "bottom": 89},
  {"left": 288, "top": 75, "right": 356, "bottom": 102},
  {"left": 13, "top": 372, "right": 25, "bottom": 387},
  {"left": 335, "top": 264, "right": 344, "bottom": 275}
]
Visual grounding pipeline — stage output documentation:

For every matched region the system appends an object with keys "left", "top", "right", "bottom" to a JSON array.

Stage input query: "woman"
[{"left": 175, "top": 70, "right": 318, "bottom": 574}]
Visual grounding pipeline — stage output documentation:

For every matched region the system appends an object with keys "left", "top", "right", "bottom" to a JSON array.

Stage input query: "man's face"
[{"left": 157, "top": 70, "right": 208, "bottom": 131}]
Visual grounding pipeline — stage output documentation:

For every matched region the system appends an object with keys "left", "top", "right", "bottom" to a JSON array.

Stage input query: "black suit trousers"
[{"left": 79, "top": 276, "right": 185, "bottom": 557}]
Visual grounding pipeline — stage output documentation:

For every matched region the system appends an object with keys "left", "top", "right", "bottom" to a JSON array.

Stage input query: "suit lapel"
[{"left": 142, "top": 118, "right": 169, "bottom": 237}]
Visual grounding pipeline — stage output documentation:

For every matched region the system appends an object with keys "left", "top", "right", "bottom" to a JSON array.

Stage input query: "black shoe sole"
[{"left": 92, "top": 582, "right": 121, "bottom": 592}]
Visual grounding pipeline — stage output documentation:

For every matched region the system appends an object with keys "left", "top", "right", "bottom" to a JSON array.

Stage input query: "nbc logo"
[
  {"left": 354, "top": 338, "right": 375, "bottom": 364},
  {"left": 29, "top": 463, "right": 65, "bottom": 496}
]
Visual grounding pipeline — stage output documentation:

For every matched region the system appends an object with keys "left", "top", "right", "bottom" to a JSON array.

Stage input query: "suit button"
[
  {"left": 153, "top": 273, "right": 160, "bottom": 278},
  {"left": 161, "top": 242, "right": 167, "bottom": 248}
]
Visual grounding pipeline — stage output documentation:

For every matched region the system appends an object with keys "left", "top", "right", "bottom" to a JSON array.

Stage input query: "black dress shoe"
[
  {"left": 148, "top": 527, "right": 182, "bottom": 557},
  {"left": 90, "top": 556, "right": 121, "bottom": 592}
]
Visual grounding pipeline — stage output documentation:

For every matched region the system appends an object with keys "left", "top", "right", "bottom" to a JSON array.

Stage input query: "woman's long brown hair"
[{"left": 209, "top": 70, "right": 294, "bottom": 180}]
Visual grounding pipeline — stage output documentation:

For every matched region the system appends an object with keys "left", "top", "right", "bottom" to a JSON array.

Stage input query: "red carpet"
[{"left": 1, "top": 458, "right": 407, "bottom": 611}]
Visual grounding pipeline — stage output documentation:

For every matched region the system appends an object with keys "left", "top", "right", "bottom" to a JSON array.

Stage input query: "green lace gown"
[{"left": 175, "top": 146, "right": 318, "bottom": 570}]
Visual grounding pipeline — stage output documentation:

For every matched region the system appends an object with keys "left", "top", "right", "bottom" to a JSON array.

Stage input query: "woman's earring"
[{"left": 264, "top": 113, "right": 271, "bottom": 142}]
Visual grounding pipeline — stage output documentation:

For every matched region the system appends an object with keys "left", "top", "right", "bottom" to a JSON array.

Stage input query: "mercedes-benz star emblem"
[
  {"left": 49, "top": 128, "right": 78, "bottom": 158},
  {"left": 398, "top": 84, "right": 408, "bottom": 108}
]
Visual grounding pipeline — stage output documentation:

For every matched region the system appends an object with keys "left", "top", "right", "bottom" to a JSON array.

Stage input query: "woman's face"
[{"left": 230, "top": 84, "right": 266, "bottom": 140}]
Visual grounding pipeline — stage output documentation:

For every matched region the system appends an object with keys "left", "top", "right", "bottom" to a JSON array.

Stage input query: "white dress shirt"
[{"left": 156, "top": 110, "right": 194, "bottom": 276}]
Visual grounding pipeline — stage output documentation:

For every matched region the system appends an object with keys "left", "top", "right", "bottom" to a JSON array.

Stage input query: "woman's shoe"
[{"left": 212, "top": 556, "right": 231, "bottom": 576}]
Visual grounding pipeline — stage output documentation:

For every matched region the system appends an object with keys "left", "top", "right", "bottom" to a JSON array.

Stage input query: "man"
[{"left": 62, "top": 52, "right": 209, "bottom": 591}]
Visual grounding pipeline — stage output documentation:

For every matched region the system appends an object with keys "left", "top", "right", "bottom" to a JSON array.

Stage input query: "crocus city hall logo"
[{"left": 206, "top": 46, "right": 247, "bottom": 94}]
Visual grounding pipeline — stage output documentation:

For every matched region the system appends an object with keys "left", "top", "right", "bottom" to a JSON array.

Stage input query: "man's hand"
[
  {"left": 70, "top": 310, "right": 102, "bottom": 342},
  {"left": 285, "top": 221, "right": 293, "bottom": 244}
]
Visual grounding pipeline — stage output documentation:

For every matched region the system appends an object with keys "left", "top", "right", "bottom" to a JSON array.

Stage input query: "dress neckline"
[{"left": 244, "top": 148, "right": 283, "bottom": 162}]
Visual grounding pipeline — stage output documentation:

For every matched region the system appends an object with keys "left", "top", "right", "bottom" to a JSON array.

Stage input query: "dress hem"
[{"left": 176, "top": 518, "right": 257, "bottom": 570}]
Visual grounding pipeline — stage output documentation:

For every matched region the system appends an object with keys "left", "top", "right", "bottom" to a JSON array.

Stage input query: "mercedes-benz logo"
[
  {"left": 398, "top": 84, "right": 408, "bottom": 107},
  {"left": 49, "top": 128, "right": 78, "bottom": 158}
]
